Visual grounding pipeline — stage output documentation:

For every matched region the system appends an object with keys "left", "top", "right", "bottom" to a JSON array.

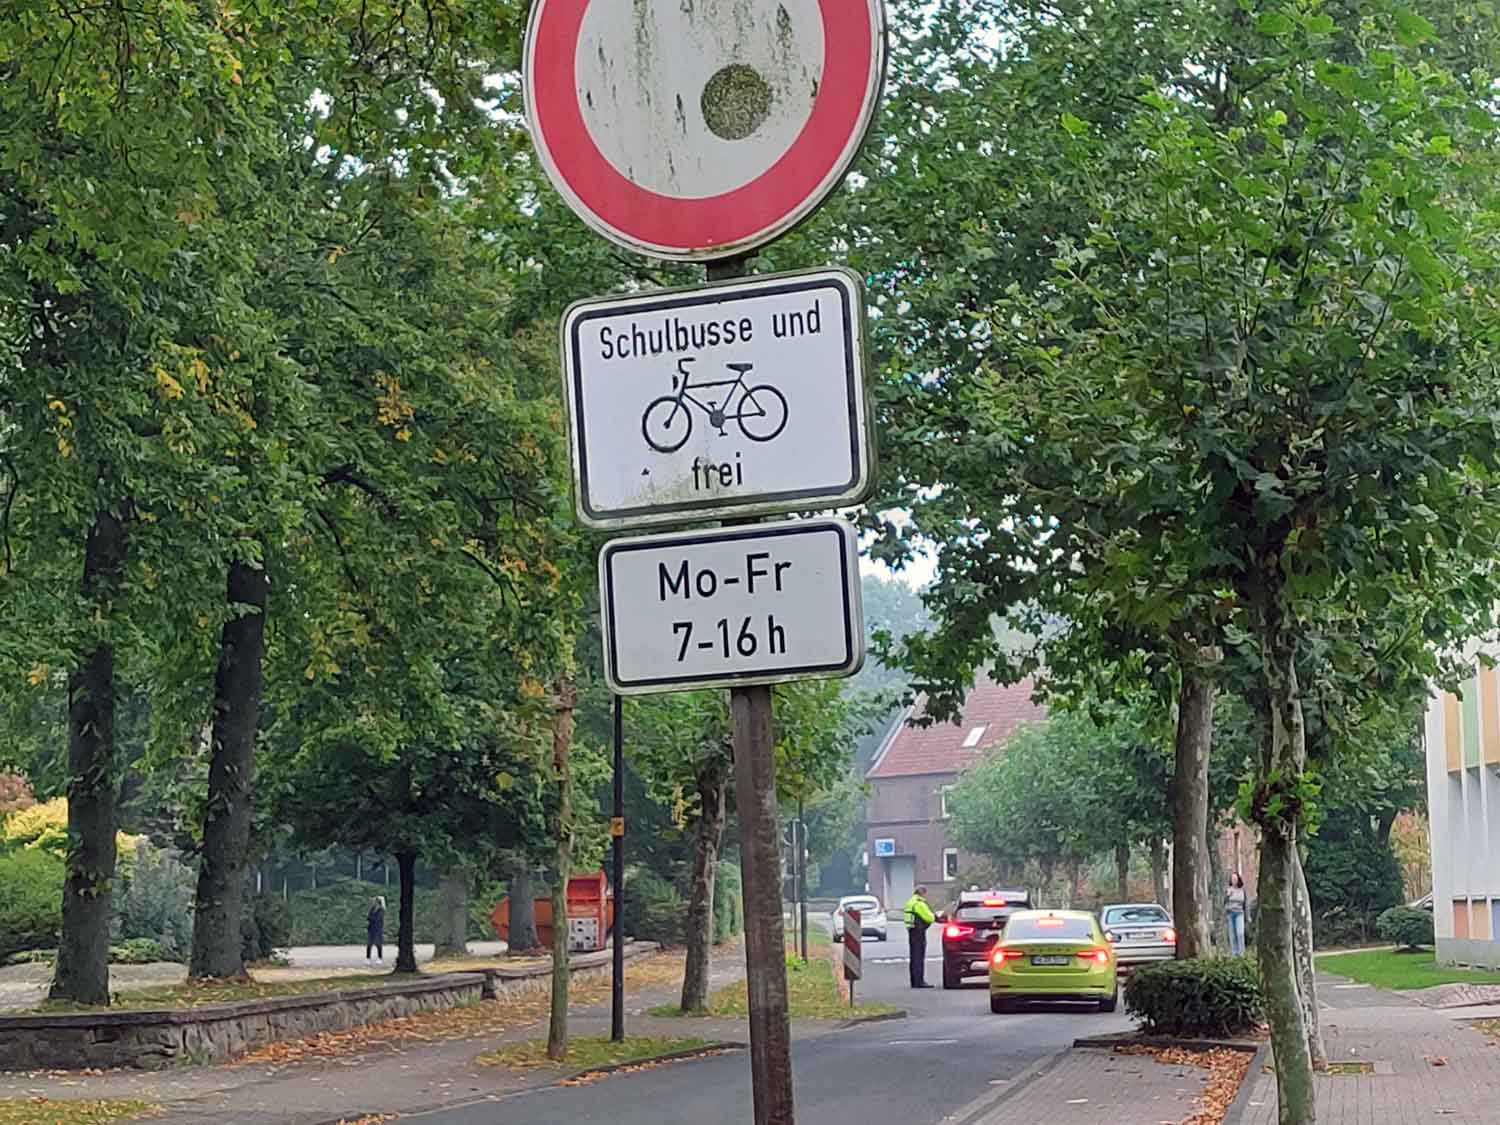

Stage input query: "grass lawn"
[
  {"left": 650, "top": 955, "right": 899, "bottom": 1020},
  {"left": 475, "top": 1035, "right": 711, "bottom": 1070},
  {"left": 38, "top": 973, "right": 395, "bottom": 1012},
  {"left": 0, "top": 1100, "right": 158, "bottom": 1124},
  {"left": 1317, "top": 948, "right": 1500, "bottom": 990}
]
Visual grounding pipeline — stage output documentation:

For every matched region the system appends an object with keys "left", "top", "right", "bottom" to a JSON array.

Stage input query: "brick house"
[{"left": 863, "top": 678, "right": 1046, "bottom": 910}]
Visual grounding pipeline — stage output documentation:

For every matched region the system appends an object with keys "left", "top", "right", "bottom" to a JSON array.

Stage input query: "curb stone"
[
  {"left": 1221, "top": 1043, "right": 1271, "bottom": 1125},
  {"left": 1072, "top": 1031, "right": 1262, "bottom": 1053},
  {"left": 837, "top": 1009, "right": 907, "bottom": 1029}
]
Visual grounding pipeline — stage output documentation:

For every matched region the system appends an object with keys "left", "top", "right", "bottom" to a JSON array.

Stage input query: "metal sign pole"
[
  {"left": 611, "top": 694, "right": 625, "bottom": 1042},
  {"left": 712, "top": 253, "right": 794, "bottom": 1125},
  {"left": 797, "top": 800, "right": 809, "bottom": 964}
]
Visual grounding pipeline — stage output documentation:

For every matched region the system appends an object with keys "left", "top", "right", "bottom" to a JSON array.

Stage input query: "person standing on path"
[
  {"left": 903, "top": 886, "right": 935, "bottom": 988},
  {"left": 1225, "top": 873, "right": 1247, "bottom": 956},
  {"left": 367, "top": 896, "right": 386, "bottom": 963}
]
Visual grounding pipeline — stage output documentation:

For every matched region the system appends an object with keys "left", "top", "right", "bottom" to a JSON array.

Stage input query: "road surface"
[{"left": 408, "top": 923, "right": 1132, "bottom": 1125}]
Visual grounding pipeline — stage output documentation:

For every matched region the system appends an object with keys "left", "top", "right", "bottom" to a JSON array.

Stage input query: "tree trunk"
[
  {"left": 395, "top": 850, "right": 418, "bottom": 973},
  {"left": 1150, "top": 837, "right": 1169, "bottom": 907},
  {"left": 190, "top": 560, "right": 268, "bottom": 980},
  {"left": 435, "top": 869, "right": 469, "bottom": 959},
  {"left": 50, "top": 509, "right": 127, "bottom": 1006},
  {"left": 509, "top": 863, "right": 538, "bottom": 953},
  {"left": 1067, "top": 856, "right": 1083, "bottom": 906},
  {"left": 1208, "top": 821, "right": 1227, "bottom": 954},
  {"left": 1256, "top": 591, "right": 1316, "bottom": 1125},
  {"left": 547, "top": 674, "right": 576, "bottom": 1062},
  {"left": 1292, "top": 840, "right": 1326, "bottom": 1070},
  {"left": 681, "top": 762, "right": 729, "bottom": 1013},
  {"left": 1115, "top": 842, "right": 1131, "bottom": 901},
  {"left": 1172, "top": 669, "right": 1214, "bottom": 959}
]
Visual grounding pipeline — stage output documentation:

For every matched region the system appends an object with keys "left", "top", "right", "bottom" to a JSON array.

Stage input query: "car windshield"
[
  {"left": 1103, "top": 906, "right": 1170, "bottom": 925},
  {"left": 1005, "top": 916, "right": 1094, "bottom": 940},
  {"left": 842, "top": 898, "right": 879, "bottom": 912}
]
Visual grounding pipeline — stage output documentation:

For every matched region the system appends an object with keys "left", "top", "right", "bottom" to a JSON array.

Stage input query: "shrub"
[
  {"left": 2, "top": 796, "right": 144, "bottom": 859},
  {"left": 113, "top": 841, "right": 196, "bottom": 959},
  {"left": 0, "top": 772, "right": 35, "bottom": 816},
  {"left": 470, "top": 880, "right": 507, "bottom": 942},
  {"left": 713, "top": 862, "right": 743, "bottom": 944},
  {"left": 0, "top": 847, "right": 64, "bottom": 959},
  {"left": 286, "top": 879, "right": 449, "bottom": 945},
  {"left": 621, "top": 867, "right": 684, "bottom": 945},
  {"left": 1376, "top": 905, "right": 1434, "bottom": 950},
  {"left": 1124, "top": 957, "right": 1263, "bottom": 1038},
  {"left": 241, "top": 892, "right": 293, "bottom": 962},
  {"left": 1305, "top": 818, "right": 1404, "bottom": 945},
  {"left": 112, "top": 938, "right": 178, "bottom": 964}
]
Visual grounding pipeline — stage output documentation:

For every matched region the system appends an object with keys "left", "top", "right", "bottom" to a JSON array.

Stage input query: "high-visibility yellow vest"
[{"left": 903, "top": 894, "right": 935, "bottom": 928}]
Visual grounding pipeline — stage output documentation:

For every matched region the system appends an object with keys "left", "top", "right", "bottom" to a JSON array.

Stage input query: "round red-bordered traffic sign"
[{"left": 523, "top": 0, "right": 886, "bottom": 262}]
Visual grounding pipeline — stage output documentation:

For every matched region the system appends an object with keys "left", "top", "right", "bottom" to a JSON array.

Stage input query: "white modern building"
[{"left": 1425, "top": 651, "right": 1500, "bottom": 968}]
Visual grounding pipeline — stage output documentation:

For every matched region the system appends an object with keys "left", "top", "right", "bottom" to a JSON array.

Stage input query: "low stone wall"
[{"left": 0, "top": 942, "right": 658, "bottom": 1072}]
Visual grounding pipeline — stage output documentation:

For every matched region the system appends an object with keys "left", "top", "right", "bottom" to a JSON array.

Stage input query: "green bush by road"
[
  {"left": 0, "top": 848, "right": 63, "bottom": 960},
  {"left": 1375, "top": 906, "right": 1435, "bottom": 950},
  {"left": 1124, "top": 957, "right": 1262, "bottom": 1039},
  {"left": 1317, "top": 948, "right": 1500, "bottom": 990}
]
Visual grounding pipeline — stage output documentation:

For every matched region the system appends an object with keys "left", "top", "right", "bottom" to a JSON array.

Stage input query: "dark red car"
[{"left": 940, "top": 889, "right": 1033, "bottom": 989}]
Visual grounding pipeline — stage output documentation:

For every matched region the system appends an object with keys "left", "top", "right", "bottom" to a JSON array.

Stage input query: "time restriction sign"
[{"left": 523, "top": 0, "right": 888, "bottom": 261}]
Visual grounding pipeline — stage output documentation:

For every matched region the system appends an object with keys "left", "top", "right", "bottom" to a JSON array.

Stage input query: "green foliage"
[
  {"left": 713, "top": 863, "right": 743, "bottom": 945},
  {"left": 1304, "top": 814, "right": 1404, "bottom": 945},
  {"left": 112, "top": 842, "right": 195, "bottom": 960},
  {"left": 0, "top": 847, "right": 63, "bottom": 959},
  {"left": 621, "top": 868, "right": 684, "bottom": 946},
  {"left": 1124, "top": 957, "right": 1263, "bottom": 1038},
  {"left": 110, "top": 938, "right": 177, "bottom": 965},
  {"left": 1376, "top": 906, "right": 1435, "bottom": 951},
  {"left": 285, "top": 880, "right": 449, "bottom": 946},
  {"left": 469, "top": 880, "right": 508, "bottom": 943},
  {"left": 241, "top": 894, "right": 292, "bottom": 963}
]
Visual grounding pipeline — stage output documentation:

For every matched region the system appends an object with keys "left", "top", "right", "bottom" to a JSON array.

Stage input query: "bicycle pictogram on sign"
[{"left": 641, "top": 358, "right": 789, "bottom": 454}]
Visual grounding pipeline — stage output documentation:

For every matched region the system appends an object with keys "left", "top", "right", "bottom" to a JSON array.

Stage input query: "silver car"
[
  {"left": 831, "top": 895, "right": 888, "bottom": 942},
  {"left": 1100, "top": 903, "right": 1176, "bottom": 967}
]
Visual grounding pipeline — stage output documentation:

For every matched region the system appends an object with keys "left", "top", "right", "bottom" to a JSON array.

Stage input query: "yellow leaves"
[
  {"left": 57, "top": 437, "right": 73, "bottom": 458},
  {"left": 432, "top": 448, "right": 449, "bottom": 465},
  {"left": 155, "top": 366, "right": 185, "bottom": 400},
  {"left": 375, "top": 373, "right": 416, "bottom": 438},
  {"left": 189, "top": 355, "right": 211, "bottom": 394},
  {"left": 26, "top": 664, "right": 50, "bottom": 686},
  {"left": 49, "top": 397, "right": 73, "bottom": 456},
  {"left": 47, "top": 398, "right": 67, "bottom": 414},
  {"left": 176, "top": 211, "right": 203, "bottom": 226},
  {"left": 519, "top": 677, "right": 546, "bottom": 701},
  {"left": 327, "top": 245, "right": 347, "bottom": 264}
]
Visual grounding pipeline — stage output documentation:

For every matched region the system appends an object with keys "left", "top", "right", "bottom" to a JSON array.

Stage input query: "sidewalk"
[{"left": 1235, "top": 982, "right": 1500, "bottom": 1125}]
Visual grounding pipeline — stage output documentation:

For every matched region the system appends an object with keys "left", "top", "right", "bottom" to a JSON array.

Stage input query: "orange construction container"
[{"left": 490, "top": 870, "right": 616, "bottom": 953}]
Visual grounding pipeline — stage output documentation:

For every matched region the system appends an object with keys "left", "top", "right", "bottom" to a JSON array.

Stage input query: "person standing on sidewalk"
[
  {"left": 1225, "top": 874, "right": 1247, "bottom": 956},
  {"left": 366, "top": 896, "right": 386, "bottom": 963},
  {"left": 903, "top": 886, "right": 936, "bottom": 988}
]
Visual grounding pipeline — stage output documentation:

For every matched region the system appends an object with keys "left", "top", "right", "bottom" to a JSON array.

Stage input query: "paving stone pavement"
[
  {"left": 1236, "top": 985, "right": 1500, "bottom": 1124},
  {"left": 961, "top": 1046, "right": 1212, "bottom": 1125}
]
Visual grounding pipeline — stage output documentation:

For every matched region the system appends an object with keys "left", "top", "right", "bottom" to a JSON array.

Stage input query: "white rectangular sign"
[
  {"left": 563, "top": 268, "right": 873, "bottom": 529},
  {"left": 599, "top": 519, "right": 865, "bottom": 695}
]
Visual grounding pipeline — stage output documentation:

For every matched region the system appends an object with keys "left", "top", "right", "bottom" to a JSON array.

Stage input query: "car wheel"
[
  {"left": 990, "top": 995, "right": 1010, "bottom": 1014},
  {"left": 1100, "top": 986, "right": 1119, "bottom": 1013}
]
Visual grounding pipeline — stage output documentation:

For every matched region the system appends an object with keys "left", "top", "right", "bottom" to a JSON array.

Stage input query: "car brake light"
[
  {"left": 945, "top": 924, "right": 975, "bottom": 940},
  {"left": 992, "top": 948, "right": 1025, "bottom": 963},
  {"left": 1077, "top": 948, "right": 1110, "bottom": 964},
  {"left": 1163, "top": 928, "right": 1177, "bottom": 943},
  {"left": 982, "top": 897, "right": 1006, "bottom": 906}
]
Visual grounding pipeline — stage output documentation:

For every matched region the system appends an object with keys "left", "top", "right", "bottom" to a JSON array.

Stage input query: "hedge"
[
  {"left": 0, "top": 847, "right": 64, "bottom": 960},
  {"left": 1376, "top": 905, "right": 1434, "bottom": 950},
  {"left": 1124, "top": 956, "right": 1262, "bottom": 1038}
]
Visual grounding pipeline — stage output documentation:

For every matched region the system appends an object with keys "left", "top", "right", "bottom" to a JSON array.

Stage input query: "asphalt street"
[{"left": 407, "top": 922, "right": 1133, "bottom": 1125}]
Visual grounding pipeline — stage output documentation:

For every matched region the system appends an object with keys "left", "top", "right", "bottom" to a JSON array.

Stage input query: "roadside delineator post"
[{"left": 844, "top": 907, "right": 862, "bottom": 1008}]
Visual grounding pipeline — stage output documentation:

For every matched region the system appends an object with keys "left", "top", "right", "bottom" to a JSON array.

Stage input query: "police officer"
[{"left": 903, "top": 886, "right": 936, "bottom": 988}]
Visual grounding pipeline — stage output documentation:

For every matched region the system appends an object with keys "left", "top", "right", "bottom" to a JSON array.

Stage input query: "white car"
[
  {"left": 831, "top": 894, "right": 888, "bottom": 942},
  {"left": 1100, "top": 902, "right": 1177, "bottom": 967}
]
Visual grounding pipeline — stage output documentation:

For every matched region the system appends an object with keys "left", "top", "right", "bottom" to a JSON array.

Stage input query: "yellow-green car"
[{"left": 989, "top": 909, "right": 1119, "bottom": 1013}]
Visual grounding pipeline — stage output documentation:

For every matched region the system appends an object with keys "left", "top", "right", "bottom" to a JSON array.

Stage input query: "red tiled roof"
[{"left": 865, "top": 677, "right": 1046, "bottom": 780}]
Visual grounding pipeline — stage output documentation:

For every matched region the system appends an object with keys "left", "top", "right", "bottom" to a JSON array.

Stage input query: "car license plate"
[{"left": 1031, "top": 955, "right": 1070, "bottom": 966}]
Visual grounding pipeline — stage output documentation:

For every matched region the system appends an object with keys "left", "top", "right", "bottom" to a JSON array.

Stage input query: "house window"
[
  {"left": 962, "top": 725, "right": 988, "bottom": 748},
  {"left": 939, "top": 785, "right": 955, "bottom": 819},
  {"left": 943, "top": 848, "right": 960, "bottom": 881}
]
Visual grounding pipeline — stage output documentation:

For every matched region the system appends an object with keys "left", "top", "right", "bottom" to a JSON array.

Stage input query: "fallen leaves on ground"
[
  {"left": 558, "top": 1047, "right": 738, "bottom": 1086},
  {"left": 1427, "top": 1056, "right": 1449, "bottom": 1067},
  {"left": 38, "top": 974, "right": 393, "bottom": 1012},
  {"left": 331, "top": 1116, "right": 396, "bottom": 1124},
  {"left": 1474, "top": 1018, "right": 1500, "bottom": 1046},
  {"left": 1112, "top": 1045, "right": 1252, "bottom": 1125},
  {"left": 476, "top": 1034, "right": 710, "bottom": 1071},
  {"left": 232, "top": 952, "right": 687, "bottom": 1069},
  {"left": 0, "top": 1099, "right": 159, "bottom": 1125},
  {"left": 652, "top": 953, "right": 895, "bottom": 1021}
]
